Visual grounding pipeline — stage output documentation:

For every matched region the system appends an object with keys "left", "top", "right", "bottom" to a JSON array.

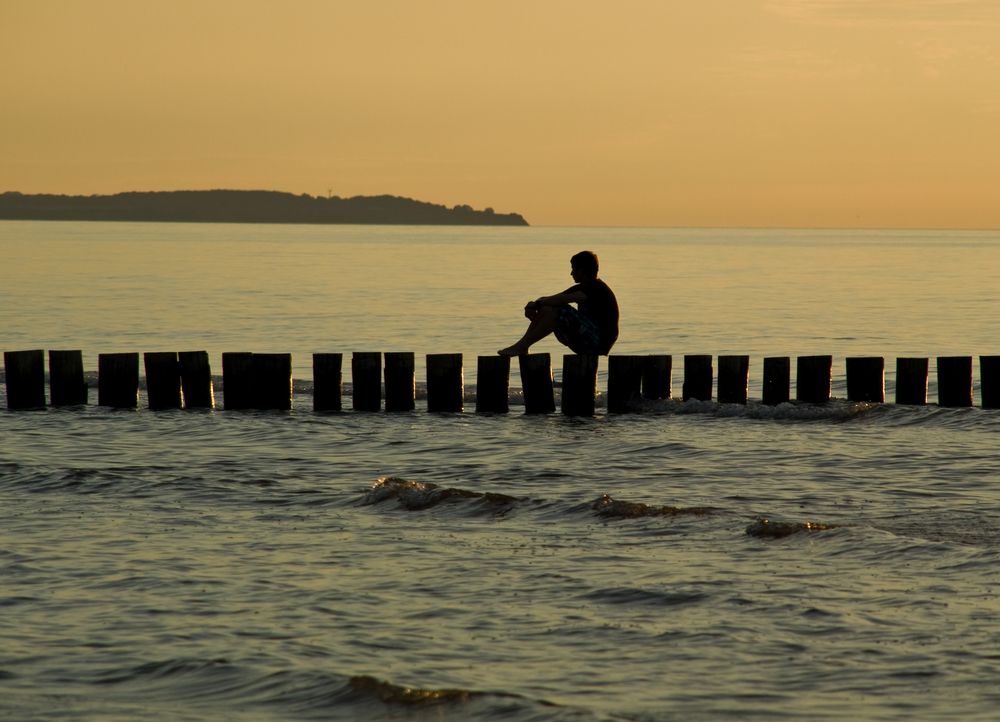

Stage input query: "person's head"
[{"left": 570, "top": 250, "right": 599, "bottom": 281}]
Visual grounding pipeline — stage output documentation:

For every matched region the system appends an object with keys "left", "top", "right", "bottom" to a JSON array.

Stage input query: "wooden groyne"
[{"left": 4, "top": 350, "right": 1000, "bottom": 415}]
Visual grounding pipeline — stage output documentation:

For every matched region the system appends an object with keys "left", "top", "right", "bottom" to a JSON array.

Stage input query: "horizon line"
[{"left": 2, "top": 189, "right": 998, "bottom": 233}]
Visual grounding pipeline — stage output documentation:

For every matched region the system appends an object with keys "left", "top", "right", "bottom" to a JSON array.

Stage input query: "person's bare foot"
[{"left": 497, "top": 346, "right": 526, "bottom": 357}]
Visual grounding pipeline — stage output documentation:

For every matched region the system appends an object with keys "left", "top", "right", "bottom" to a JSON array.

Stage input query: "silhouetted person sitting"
[{"left": 499, "top": 250, "right": 619, "bottom": 357}]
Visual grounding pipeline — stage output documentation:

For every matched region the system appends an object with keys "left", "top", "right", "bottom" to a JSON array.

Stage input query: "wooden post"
[
  {"left": 144, "top": 352, "right": 181, "bottom": 410},
  {"left": 762, "top": 356, "right": 790, "bottom": 405},
  {"left": 98, "top": 352, "right": 139, "bottom": 408},
  {"left": 313, "top": 353, "right": 343, "bottom": 412},
  {"left": 982, "top": 356, "right": 1000, "bottom": 409},
  {"left": 937, "top": 356, "right": 972, "bottom": 408},
  {"left": 253, "top": 353, "right": 292, "bottom": 410},
  {"left": 476, "top": 356, "right": 509, "bottom": 413},
  {"left": 796, "top": 355, "right": 832, "bottom": 403},
  {"left": 562, "top": 354, "right": 598, "bottom": 417},
  {"left": 4, "top": 349, "right": 45, "bottom": 409},
  {"left": 683, "top": 354, "right": 713, "bottom": 401},
  {"left": 846, "top": 357, "right": 884, "bottom": 403},
  {"left": 384, "top": 352, "right": 415, "bottom": 412},
  {"left": 717, "top": 355, "right": 749, "bottom": 404},
  {"left": 607, "top": 355, "right": 644, "bottom": 413},
  {"left": 427, "top": 353, "right": 463, "bottom": 412},
  {"left": 642, "top": 354, "right": 671, "bottom": 400},
  {"left": 179, "top": 351, "right": 214, "bottom": 409},
  {"left": 895, "top": 357, "right": 928, "bottom": 405},
  {"left": 352, "top": 352, "right": 381, "bottom": 412},
  {"left": 49, "top": 350, "right": 87, "bottom": 406},
  {"left": 222, "top": 352, "right": 255, "bottom": 410},
  {"left": 519, "top": 353, "right": 555, "bottom": 414}
]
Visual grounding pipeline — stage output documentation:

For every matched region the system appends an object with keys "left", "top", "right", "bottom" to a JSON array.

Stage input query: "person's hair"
[{"left": 570, "top": 250, "right": 599, "bottom": 276}]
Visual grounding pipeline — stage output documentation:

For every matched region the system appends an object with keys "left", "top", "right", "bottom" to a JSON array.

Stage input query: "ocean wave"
[
  {"left": 361, "top": 476, "right": 521, "bottom": 513},
  {"left": 7, "top": 378, "right": 1000, "bottom": 429},
  {"left": 872, "top": 404, "right": 1000, "bottom": 430},
  {"left": 0, "top": 465, "right": 165, "bottom": 495},
  {"left": 625, "top": 397, "right": 882, "bottom": 422},
  {"left": 873, "top": 510, "right": 1000, "bottom": 548},
  {"left": 579, "top": 586, "right": 709, "bottom": 607},
  {"left": 359, "top": 481, "right": 720, "bottom": 531},
  {"left": 743, "top": 511, "right": 1000, "bottom": 548},
  {"left": 343, "top": 674, "right": 490, "bottom": 706},
  {"left": 100, "top": 661, "right": 498, "bottom": 708},
  {"left": 0, "top": 461, "right": 348, "bottom": 517},
  {"left": 93, "top": 657, "right": 237, "bottom": 686},
  {"left": 86, "top": 658, "right": 575, "bottom": 720},
  {"left": 361, "top": 480, "right": 720, "bottom": 524},
  {"left": 745, "top": 517, "right": 838, "bottom": 539},
  {"left": 590, "top": 493, "right": 712, "bottom": 519}
]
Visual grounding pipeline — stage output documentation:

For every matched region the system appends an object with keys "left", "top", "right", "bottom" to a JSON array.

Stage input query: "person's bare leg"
[{"left": 498, "top": 305, "right": 560, "bottom": 356}]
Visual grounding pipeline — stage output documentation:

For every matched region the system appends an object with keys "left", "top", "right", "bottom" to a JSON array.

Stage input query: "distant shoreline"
[{"left": 0, "top": 190, "right": 529, "bottom": 227}]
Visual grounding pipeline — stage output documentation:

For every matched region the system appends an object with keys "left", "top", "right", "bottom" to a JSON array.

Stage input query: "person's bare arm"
[{"left": 524, "top": 289, "right": 587, "bottom": 315}]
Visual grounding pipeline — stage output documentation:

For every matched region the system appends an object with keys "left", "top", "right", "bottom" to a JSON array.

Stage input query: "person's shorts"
[{"left": 554, "top": 305, "right": 603, "bottom": 354}]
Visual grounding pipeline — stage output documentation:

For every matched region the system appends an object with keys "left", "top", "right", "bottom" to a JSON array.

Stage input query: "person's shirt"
[{"left": 564, "top": 278, "right": 619, "bottom": 354}]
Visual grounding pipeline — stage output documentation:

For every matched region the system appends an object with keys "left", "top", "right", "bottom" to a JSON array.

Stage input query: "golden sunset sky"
[{"left": 3, "top": 0, "right": 999, "bottom": 228}]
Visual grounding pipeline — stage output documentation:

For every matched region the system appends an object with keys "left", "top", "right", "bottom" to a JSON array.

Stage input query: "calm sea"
[{"left": 2, "top": 221, "right": 1000, "bottom": 721}]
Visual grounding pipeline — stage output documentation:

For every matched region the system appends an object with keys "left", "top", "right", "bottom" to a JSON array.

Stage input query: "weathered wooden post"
[
  {"left": 796, "top": 355, "right": 832, "bottom": 403},
  {"left": 642, "top": 354, "right": 671, "bottom": 400},
  {"left": 144, "top": 352, "right": 181, "bottom": 410},
  {"left": 384, "top": 352, "right": 415, "bottom": 412},
  {"left": 352, "top": 352, "right": 381, "bottom": 412},
  {"left": 313, "top": 353, "right": 343, "bottom": 412},
  {"left": 895, "top": 357, "right": 928, "bottom": 405},
  {"left": 519, "top": 353, "right": 555, "bottom": 414},
  {"left": 179, "top": 351, "right": 214, "bottom": 409},
  {"left": 762, "top": 356, "right": 790, "bottom": 405},
  {"left": 981, "top": 356, "right": 1000, "bottom": 409},
  {"left": 562, "top": 354, "right": 598, "bottom": 417},
  {"left": 717, "top": 355, "right": 749, "bottom": 405},
  {"left": 4, "top": 349, "right": 45, "bottom": 409},
  {"left": 683, "top": 354, "right": 713, "bottom": 401},
  {"left": 222, "top": 352, "right": 255, "bottom": 410},
  {"left": 475, "top": 356, "right": 509, "bottom": 413},
  {"left": 253, "top": 353, "right": 292, "bottom": 410},
  {"left": 98, "top": 352, "right": 139, "bottom": 408},
  {"left": 937, "top": 356, "right": 972, "bottom": 407},
  {"left": 49, "top": 350, "right": 87, "bottom": 406},
  {"left": 846, "top": 357, "right": 884, "bottom": 403},
  {"left": 607, "top": 355, "right": 644, "bottom": 413},
  {"left": 426, "top": 353, "right": 463, "bottom": 412}
]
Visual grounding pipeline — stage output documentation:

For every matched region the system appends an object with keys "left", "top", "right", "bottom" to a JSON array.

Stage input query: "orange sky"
[{"left": 2, "top": 0, "right": 999, "bottom": 228}]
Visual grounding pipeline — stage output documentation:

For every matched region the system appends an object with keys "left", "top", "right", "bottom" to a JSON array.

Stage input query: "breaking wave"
[
  {"left": 361, "top": 476, "right": 521, "bottom": 512},
  {"left": 590, "top": 493, "right": 713, "bottom": 519},
  {"left": 745, "top": 517, "right": 838, "bottom": 539},
  {"left": 84, "top": 658, "right": 572, "bottom": 720}
]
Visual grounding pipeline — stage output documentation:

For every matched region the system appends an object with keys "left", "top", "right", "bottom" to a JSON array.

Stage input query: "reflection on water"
[{"left": 3, "top": 222, "right": 999, "bottom": 378}]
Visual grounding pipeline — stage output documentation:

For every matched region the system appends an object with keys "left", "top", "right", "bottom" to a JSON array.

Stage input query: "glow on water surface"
[{"left": 2, "top": 222, "right": 1000, "bottom": 721}]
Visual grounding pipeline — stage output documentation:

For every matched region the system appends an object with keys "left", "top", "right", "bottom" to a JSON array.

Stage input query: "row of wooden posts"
[{"left": 4, "top": 349, "right": 1000, "bottom": 414}]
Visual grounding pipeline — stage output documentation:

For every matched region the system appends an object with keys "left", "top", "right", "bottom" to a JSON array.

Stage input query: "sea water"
[{"left": 2, "top": 221, "right": 1000, "bottom": 721}]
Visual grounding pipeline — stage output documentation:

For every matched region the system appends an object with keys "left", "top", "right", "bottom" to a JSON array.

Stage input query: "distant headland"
[{"left": 0, "top": 190, "right": 529, "bottom": 226}]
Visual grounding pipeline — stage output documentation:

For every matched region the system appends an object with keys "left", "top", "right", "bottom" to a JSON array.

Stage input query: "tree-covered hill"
[{"left": 0, "top": 190, "right": 529, "bottom": 226}]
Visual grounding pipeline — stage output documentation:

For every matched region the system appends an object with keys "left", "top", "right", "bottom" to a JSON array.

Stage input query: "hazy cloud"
[
  {"left": 764, "top": 0, "right": 1000, "bottom": 26},
  {"left": 718, "top": 45, "right": 875, "bottom": 80}
]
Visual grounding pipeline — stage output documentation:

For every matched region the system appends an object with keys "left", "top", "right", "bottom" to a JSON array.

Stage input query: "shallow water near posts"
[{"left": 2, "top": 221, "right": 1000, "bottom": 721}]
